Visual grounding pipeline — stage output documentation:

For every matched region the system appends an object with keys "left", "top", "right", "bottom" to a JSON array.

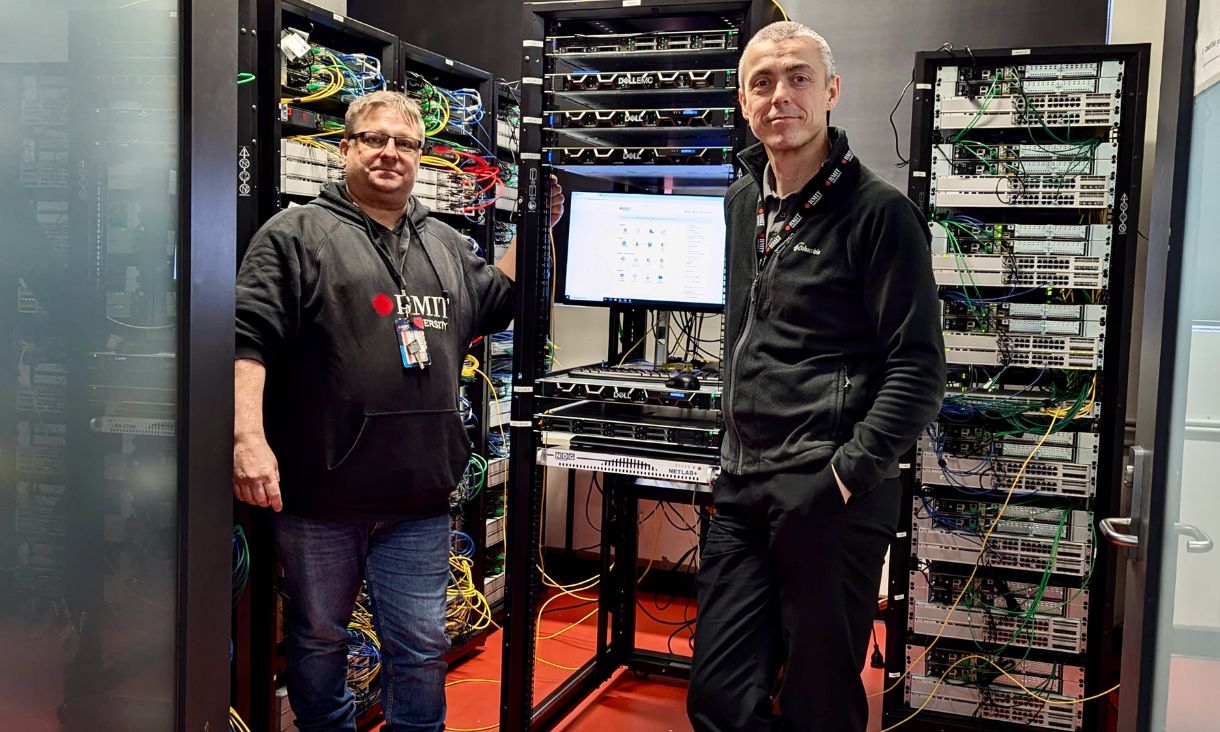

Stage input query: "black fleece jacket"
[
  {"left": 720, "top": 129, "right": 945, "bottom": 494},
  {"left": 235, "top": 183, "right": 513, "bottom": 520}
]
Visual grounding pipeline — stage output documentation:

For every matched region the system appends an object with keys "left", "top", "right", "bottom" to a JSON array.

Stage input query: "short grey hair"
[
  {"left": 739, "top": 21, "right": 837, "bottom": 83},
  {"left": 344, "top": 90, "right": 425, "bottom": 140}
]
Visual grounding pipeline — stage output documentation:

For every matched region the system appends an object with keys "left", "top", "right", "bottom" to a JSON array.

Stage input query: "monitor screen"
[{"left": 562, "top": 191, "right": 727, "bottom": 311}]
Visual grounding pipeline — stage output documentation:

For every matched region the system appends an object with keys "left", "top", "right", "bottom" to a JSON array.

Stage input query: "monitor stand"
[{"left": 652, "top": 310, "right": 670, "bottom": 367}]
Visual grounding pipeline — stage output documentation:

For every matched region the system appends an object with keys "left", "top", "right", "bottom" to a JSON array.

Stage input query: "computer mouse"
[{"left": 664, "top": 373, "right": 701, "bottom": 391}]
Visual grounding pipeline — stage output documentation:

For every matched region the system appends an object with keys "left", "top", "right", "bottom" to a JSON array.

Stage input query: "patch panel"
[
  {"left": 485, "top": 515, "right": 505, "bottom": 547},
  {"left": 484, "top": 572, "right": 505, "bottom": 606},
  {"left": 279, "top": 138, "right": 343, "bottom": 198}
]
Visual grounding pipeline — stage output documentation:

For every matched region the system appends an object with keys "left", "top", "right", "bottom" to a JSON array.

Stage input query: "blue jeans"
[{"left": 272, "top": 512, "right": 450, "bottom": 732}]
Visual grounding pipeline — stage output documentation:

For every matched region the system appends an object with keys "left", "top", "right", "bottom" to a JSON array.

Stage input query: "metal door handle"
[
  {"left": 1100, "top": 517, "right": 1140, "bottom": 548},
  {"left": 1175, "top": 523, "right": 1214, "bottom": 553}
]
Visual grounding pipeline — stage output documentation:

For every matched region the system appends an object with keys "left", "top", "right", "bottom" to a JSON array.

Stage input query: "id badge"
[{"left": 395, "top": 316, "right": 432, "bottom": 369}]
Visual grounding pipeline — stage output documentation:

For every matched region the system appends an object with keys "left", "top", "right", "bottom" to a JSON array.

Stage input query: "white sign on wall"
[{"left": 1198, "top": 0, "right": 1220, "bottom": 95}]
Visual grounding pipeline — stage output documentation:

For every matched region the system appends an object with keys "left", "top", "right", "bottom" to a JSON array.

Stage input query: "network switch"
[
  {"left": 934, "top": 142, "right": 1116, "bottom": 178},
  {"left": 941, "top": 302, "right": 1106, "bottom": 334},
  {"left": 919, "top": 430, "right": 1098, "bottom": 496},
  {"left": 945, "top": 60, "right": 1124, "bottom": 98},
  {"left": 914, "top": 499, "right": 1092, "bottom": 542},
  {"left": 931, "top": 173, "right": 1112, "bottom": 208},
  {"left": 937, "top": 92, "right": 1121, "bottom": 131},
  {"left": 909, "top": 570, "right": 1088, "bottom": 652},
  {"left": 906, "top": 645, "right": 1084, "bottom": 730},
  {"left": 914, "top": 525, "right": 1092, "bottom": 575},
  {"left": 942, "top": 332, "right": 1103, "bottom": 369},
  {"left": 933, "top": 247, "right": 1110, "bottom": 288},
  {"left": 933, "top": 222, "right": 1111, "bottom": 254}
]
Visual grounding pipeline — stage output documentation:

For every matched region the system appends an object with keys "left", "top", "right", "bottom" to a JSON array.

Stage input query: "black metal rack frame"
[
  {"left": 500, "top": 2, "right": 772, "bottom": 730},
  {"left": 883, "top": 43, "right": 1150, "bottom": 732}
]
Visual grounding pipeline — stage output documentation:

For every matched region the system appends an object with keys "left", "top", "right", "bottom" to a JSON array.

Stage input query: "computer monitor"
[{"left": 561, "top": 191, "right": 727, "bottom": 312}]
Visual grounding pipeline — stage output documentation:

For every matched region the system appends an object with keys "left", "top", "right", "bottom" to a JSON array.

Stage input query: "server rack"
[
  {"left": 236, "top": 6, "right": 400, "bottom": 726},
  {"left": 500, "top": 2, "right": 772, "bottom": 730},
  {"left": 882, "top": 44, "right": 1149, "bottom": 732},
  {"left": 233, "top": 2, "right": 506, "bottom": 727}
]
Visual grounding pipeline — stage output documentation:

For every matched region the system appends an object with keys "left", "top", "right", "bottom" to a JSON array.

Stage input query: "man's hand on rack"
[
  {"left": 548, "top": 174, "right": 565, "bottom": 226},
  {"left": 495, "top": 174, "right": 565, "bottom": 282}
]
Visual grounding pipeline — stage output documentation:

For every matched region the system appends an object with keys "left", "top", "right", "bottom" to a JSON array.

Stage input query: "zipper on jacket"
[
  {"left": 725, "top": 225, "right": 819, "bottom": 467},
  {"left": 723, "top": 261, "right": 759, "bottom": 469}
]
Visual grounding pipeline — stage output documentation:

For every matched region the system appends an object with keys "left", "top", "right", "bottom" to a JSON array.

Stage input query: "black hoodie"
[
  {"left": 721, "top": 130, "right": 945, "bottom": 494},
  {"left": 236, "top": 183, "right": 513, "bottom": 520}
]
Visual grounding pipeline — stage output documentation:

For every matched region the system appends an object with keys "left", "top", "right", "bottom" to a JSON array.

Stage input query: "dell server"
[
  {"left": 549, "top": 29, "right": 738, "bottom": 55},
  {"left": 546, "top": 107, "right": 735, "bottom": 129},
  {"left": 538, "top": 400, "right": 722, "bottom": 450},
  {"left": 546, "top": 146, "right": 734, "bottom": 165},
  {"left": 548, "top": 69, "right": 735, "bottom": 92}
]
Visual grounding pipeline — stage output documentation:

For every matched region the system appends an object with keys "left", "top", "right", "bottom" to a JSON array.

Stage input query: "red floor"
[{"left": 401, "top": 590, "right": 886, "bottom": 732}]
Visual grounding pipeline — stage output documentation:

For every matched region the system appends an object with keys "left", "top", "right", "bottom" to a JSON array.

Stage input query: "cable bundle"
[
  {"left": 347, "top": 594, "right": 382, "bottom": 715},
  {"left": 459, "top": 395, "right": 477, "bottom": 426},
  {"left": 232, "top": 525, "right": 250, "bottom": 606},
  {"left": 450, "top": 453, "right": 487, "bottom": 510},
  {"left": 446, "top": 553, "right": 495, "bottom": 638},
  {"left": 426, "top": 144, "right": 503, "bottom": 214},
  {"left": 229, "top": 707, "right": 252, "bottom": 732},
  {"left": 437, "top": 87, "right": 484, "bottom": 132},
  {"left": 280, "top": 44, "right": 386, "bottom": 105}
]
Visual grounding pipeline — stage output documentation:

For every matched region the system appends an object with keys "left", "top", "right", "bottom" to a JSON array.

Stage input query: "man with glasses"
[{"left": 234, "top": 91, "right": 563, "bottom": 732}]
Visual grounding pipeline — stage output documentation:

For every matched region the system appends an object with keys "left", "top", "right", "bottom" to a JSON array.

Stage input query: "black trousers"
[{"left": 687, "top": 463, "right": 901, "bottom": 732}]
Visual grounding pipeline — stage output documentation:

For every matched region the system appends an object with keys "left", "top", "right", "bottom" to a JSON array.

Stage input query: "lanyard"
[
  {"left": 368, "top": 216, "right": 417, "bottom": 291},
  {"left": 756, "top": 148, "right": 855, "bottom": 259}
]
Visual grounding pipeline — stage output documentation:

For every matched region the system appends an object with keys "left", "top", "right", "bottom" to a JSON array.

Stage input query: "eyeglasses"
[{"left": 349, "top": 131, "right": 423, "bottom": 153}]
